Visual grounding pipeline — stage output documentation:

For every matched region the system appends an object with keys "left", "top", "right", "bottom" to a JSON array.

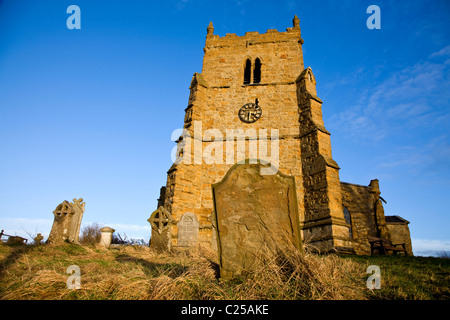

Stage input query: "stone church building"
[{"left": 151, "top": 16, "right": 412, "bottom": 256}]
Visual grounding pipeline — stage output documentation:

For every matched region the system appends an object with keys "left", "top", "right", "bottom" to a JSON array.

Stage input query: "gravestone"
[
  {"left": 69, "top": 198, "right": 85, "bottom": 242},
  {"left": 212, "top": 161, "right": 302, "bottom": 280},
  {"left": 148, "top": 206, "right": 173, "bottom": 252},
  {"left": 47, "top": 198, "right": 85, "bottom": 244},
  {"left": 177, "top": 212, "right": 199, "bottom": 247},
  {"left": 34, "top": 233, "right": 44, "bottom": 246}
]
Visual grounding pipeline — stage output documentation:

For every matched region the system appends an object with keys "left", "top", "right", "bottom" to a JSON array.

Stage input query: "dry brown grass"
[{"left": 0, "top": 242, "right": 369, "bottom": 300}]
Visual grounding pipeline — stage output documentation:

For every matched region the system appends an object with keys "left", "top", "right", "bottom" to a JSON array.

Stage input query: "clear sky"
[{"left": 0, "top": 0, "right": 449, "bottom": 255}]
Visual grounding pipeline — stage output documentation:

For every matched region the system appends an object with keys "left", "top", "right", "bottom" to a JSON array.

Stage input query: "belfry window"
[
  {"left": 243, "top": 59, "right": 251, "bottom": 84},
  {"left": 253, "top": 58, "right": 261, "bottom": 84},
  {"left": 343, "top": 206, "right": 353, "bottom": 238}
]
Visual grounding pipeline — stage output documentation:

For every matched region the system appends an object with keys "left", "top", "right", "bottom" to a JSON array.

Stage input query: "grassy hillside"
[{"left": 0, "top": 242, "right": 448, "bottom": 300}]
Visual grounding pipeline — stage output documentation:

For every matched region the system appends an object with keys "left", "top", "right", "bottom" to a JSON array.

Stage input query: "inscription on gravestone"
[
  {"left": 212, "top": 161, "right": 302, "bottom": 280},
  {"left": 177, "top": 212, "right": 199, "bottom": 247}
]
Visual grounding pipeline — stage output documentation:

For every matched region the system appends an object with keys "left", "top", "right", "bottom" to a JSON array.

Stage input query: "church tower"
[{"left": 154, "top": 16, "right": 354, "bottom": 253}]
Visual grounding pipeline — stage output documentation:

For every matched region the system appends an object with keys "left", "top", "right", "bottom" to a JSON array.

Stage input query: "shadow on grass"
[
  {"left": 205, "top": 258, "right": 220, "bottom": 279},
  {"left": 0, "top": 244, "right": 34, "bottom": 276},
  {"left": 115, "top": 254, "right": 189, "bottom": 278}
]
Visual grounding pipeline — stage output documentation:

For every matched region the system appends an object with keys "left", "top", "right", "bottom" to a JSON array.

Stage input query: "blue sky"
[{"left": 0, "top": 0, "right": 449, "bottom": 255}]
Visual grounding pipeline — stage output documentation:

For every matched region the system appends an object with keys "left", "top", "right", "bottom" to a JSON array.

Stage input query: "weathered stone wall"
[
  {"left": 340, "top": 182, "right": 378, "bottom": 255},
  {"left": 297, "top": 68, "right": 351, "bottom": 253},
  {"left": 202, "top": 24, "right": 304, "bottom": 87},
  {"left": 167, "top": 137, "right": 304, "bottom": 247},
  {"left": 386, "top": 220, "right": 413, "bottom": 255}
]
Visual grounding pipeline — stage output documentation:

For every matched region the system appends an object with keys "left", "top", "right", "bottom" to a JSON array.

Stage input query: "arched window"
[
  {"left": 253, "top": 58, "right": 261, "bottom": 84},
  {"left": 343, "top": 206, "right": 353, "bottom": 238},
  {"left": 243, "top": 59, "right": 251, "bottom": 84}
]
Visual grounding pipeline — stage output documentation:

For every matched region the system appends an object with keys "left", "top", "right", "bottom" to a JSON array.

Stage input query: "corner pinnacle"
[
  {"left": 207, "top": 21, "right": 214, "bottom": 35},
  {"left": 293, "top": 15, "right": 300, "bottom": 28}
]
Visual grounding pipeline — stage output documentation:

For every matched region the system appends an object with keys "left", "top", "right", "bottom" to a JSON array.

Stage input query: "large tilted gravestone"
[
  {"left": 177, "top": 212, "right": 200, "bottom": 247},
  {"left": 212, "top": 162, "right": 302, "bottom": 280},
  {"left": 148, "top": 206, "right": 173, "bottom": 252},
  {"left": 47, "top": 198, "right": 85, "bottom": 244}
]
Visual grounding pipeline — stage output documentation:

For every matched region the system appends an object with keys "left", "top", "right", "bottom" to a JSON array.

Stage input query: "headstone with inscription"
[
  {"left": 212, "top": 161, "right": 302, "bottom": 280},
  {"left": 177, "top": 212, "right": 199, "bottom": 247}
]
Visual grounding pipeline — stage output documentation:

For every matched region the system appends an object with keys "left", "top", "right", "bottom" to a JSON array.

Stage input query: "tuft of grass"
[{"left": 0, "top": 242, "right": 448, "bottom": 300}]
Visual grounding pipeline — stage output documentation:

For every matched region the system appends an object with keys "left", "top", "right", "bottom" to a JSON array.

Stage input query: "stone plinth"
[{"left": 99, "top": 227, "right": 115, "bottom": 249}]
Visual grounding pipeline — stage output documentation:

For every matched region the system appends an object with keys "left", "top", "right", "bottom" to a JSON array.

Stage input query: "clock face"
[{"left": 238, "top": 102, "right": 262, "bottom": 123}]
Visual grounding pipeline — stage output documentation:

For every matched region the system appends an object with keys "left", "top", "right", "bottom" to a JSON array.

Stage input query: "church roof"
[{"left": 385, "top": 215, "right": 410, "bottom": 224}]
